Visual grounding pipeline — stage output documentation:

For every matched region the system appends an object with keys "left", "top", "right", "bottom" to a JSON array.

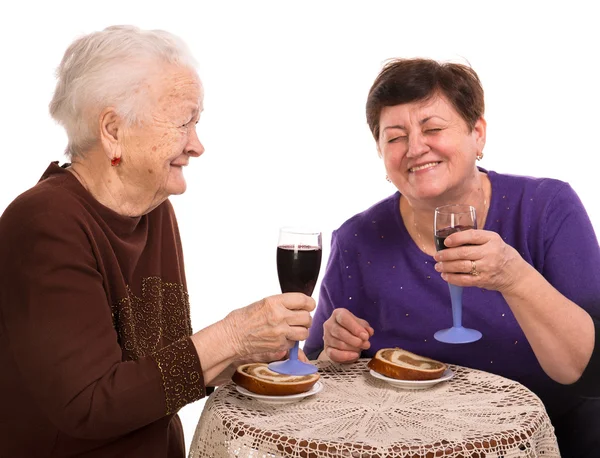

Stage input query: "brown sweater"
[{"left": 0, "top": 163, "right": 208, "bottom": 458}]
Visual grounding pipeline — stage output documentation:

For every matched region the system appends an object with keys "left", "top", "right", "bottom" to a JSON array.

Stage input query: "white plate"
[
  {"left": 369, "top": 369, "right": 454, "bottom": 390},
  {"left": 235, "top": 381, "right": 323, "bottom": 404}
]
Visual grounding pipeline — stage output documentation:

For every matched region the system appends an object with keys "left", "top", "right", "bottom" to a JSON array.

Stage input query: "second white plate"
[
  {"left": 235, "top": 381, "right": 323, "bottom": 404},
  {"left": 369, "top": 368, "right": 454, "bottom": 390}
]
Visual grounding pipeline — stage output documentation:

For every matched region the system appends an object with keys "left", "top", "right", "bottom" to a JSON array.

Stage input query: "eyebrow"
[
  {"left": 184, "top": 105, "right": 200, "bottom": 120},
  {"left": 382, "top": 116, "right": 445, "bottom": 133}
]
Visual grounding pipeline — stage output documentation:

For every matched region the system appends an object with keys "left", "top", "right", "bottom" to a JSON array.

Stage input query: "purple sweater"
[{"left": 304, "top": 169, "right": 600, "bottom": 457}]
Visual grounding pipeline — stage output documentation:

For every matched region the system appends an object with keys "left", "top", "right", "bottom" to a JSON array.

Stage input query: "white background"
[{"left": 1, "top": 1, "right": 598, "bottom": 454}]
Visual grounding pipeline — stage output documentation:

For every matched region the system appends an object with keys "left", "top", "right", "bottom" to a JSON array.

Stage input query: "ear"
[
  {"left": 98, "top": 107, "right": 122, "bottom": 161},
  {"left": 473, "top": 116, "right": 487, "bottom": 151}
]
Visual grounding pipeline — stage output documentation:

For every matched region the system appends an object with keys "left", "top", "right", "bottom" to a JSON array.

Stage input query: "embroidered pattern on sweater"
[
  {"left": 111, "top": 276, "right": 203, "bottom": 413},
  {"left": 152, "top": 338, "right": 204, "bottom": 414},
  {"left": 111, "top": 276, "right": 192, "bottom": 359}
]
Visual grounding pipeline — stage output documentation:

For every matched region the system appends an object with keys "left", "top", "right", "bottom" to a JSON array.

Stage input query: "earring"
[
  {"left": 111, "top": 156, "right": 121, "bottom": 167},
  {"left": 385, "top": 175, "right": 391, "bottom": 182},
  {"left": 476, "top": 152, "right": 484, "bottom": 161}
]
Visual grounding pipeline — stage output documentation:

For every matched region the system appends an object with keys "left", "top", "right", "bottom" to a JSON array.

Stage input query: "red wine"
[
  {"left": 434, "top": 225, "right": 474, "bottom": 251},
  {"left": 276, "top": 245, "right": 322, "bottom": 295}
]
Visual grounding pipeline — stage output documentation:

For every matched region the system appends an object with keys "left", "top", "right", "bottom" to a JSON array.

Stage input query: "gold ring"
[{"left": 470, "top": 260, "right": 480, "bottom": 276}]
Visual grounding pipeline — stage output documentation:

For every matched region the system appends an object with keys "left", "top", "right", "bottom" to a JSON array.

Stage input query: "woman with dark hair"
[{"left": 304, "top": 58, "right": 600, "bottom": 457}]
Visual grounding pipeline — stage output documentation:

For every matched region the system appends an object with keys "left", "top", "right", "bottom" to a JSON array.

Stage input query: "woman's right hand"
[
  {"left": 224, "top": 293, "right": 315, "bottom": 358},
  {"left": 320, "top": 308, "right": 374, "bottom": 363}
]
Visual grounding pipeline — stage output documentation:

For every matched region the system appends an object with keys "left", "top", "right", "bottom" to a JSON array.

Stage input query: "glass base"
[
  {"left": 268, "top": 358, "right": 318, "bottom": 375},
  {"left": 434, "top": 326, "right": 482, "bottom": 344}
]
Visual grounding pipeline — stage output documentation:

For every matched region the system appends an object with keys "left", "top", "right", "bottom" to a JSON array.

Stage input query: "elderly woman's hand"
[
  {"left": 320, "top": 308, "right": 374, "bottom": 364},
  {"left": 433, "top": 229, "right": 529, "bottom": 293},
  {"left": 224, "top": 293, "right": 315, "bottom": 358}
]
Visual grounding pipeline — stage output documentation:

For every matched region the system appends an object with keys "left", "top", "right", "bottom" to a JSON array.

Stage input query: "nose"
[
  {"left": 185, "top": 125, "right": 205, "bottom": 158},
  {"left": 406, "top": 132, "right": 429, "bottom": 158}
]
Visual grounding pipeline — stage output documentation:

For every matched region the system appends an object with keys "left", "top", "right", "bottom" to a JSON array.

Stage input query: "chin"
[
  {"left": 166, "top": 168, "right": 188, "bottom": 195},
  {"left": 166, "top": 178, "right": 188, "bottom": 196}
]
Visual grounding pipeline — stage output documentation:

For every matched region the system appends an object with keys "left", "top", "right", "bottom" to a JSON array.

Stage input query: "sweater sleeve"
[
  {"left": 539, "top": 183, "right": 600, "bottom": 314},
  {"left": 0, "top": 207, "right": 207, "bottom": 440},
  {"left": 537, "top": 183, "right": 600, "bottom": 396},
  {"left": 304, "top": 230, "right": 346, "bottom": 360}
]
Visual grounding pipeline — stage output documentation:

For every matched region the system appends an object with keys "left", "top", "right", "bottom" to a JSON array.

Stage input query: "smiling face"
[
  {"left": 118, "top": 63, "right": 204, "bottom": 203},
  {"left": 377, "top": 94, "right": 486, "bottom": 206}
]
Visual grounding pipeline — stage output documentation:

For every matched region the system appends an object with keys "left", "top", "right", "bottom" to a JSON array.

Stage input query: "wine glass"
[
  {"left": 433, "top": 205, "right": 482, "bottom": 344},
  {"left": 267, "top": 227, "right": 322, "bottom": 375}
]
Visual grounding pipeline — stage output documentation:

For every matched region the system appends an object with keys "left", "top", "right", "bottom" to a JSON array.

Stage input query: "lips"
[{"left": 409, "top": 161, "right": 440, "bottom": 172}]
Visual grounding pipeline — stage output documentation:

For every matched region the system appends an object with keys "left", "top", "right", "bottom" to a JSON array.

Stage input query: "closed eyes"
[{"left": 388, "top": 128, "right": 443, "bottom": 142}]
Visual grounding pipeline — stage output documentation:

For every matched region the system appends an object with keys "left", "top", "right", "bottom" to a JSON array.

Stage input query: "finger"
[
  {"left": 329, "top": 322, "right": 370, "bottom": 349},
  {"left": 286, "top": 326, "right": 310, "bottom": 342},
  {"left": 356, "top": 318, "right": 375, "bottom": 337},
  {"left": 441, "top": 272, "right": 482, "bottom": 287},
  {"left": 285, "top": 310, "right": 313, "bottom": 328},
  {"left": 323, "top": 334, "right": 366, "bottom": 353},
  {"left": 435, "top": 259, "right": 477, "bottom": 275},
  {"left": 434, "top": 244, "right": 483, "bottom": 262},
  {"left": 278, "top": 293, "right": 316, "bottom": 312},
  {"left": 443, "top": 229, "right": 492, "bottom": 248},
  {"left": 334, "top": 309, "right": 371, "bottom": 341},
  {"left": 326, "top": 346, "right": 361, "bottom": 364}
]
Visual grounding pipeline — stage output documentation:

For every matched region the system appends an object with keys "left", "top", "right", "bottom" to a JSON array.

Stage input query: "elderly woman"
[
  {"left": 0, "top": 26, "right": 314, "bottom": 457},
  {"left": 303, "top": 58, "right": 600, "bottom": 457}
]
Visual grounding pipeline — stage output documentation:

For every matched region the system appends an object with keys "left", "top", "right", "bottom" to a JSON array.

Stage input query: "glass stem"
[
  {"left": 289, "top": 341, "right": 299, "bottom": 361},
  {"left": 448, "top": 283, "right": 463, "bottom": 328}
]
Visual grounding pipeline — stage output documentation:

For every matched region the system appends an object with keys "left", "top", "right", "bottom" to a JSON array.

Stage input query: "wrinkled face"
[
  {"left": 120, "top": 64, "right": 204, "bottom": 201},
  {"left": 377, "top": 94, "right": 485, "bottom": 204}
]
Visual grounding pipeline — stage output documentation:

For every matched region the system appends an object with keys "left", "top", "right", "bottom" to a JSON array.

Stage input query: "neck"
[
  {"left": 401, "top": 171, "right": 491, "bottom": 255},
  {"left": 68, "top": 149, "right": 162, "bottom": 217}
]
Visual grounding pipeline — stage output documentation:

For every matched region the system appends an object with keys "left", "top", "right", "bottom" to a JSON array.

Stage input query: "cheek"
[
  {"left": 382, "top": 146, "right": 407, "bottom": 170},
  {"left": 152, "top": 133, "right": 184, "bottom": 161}
]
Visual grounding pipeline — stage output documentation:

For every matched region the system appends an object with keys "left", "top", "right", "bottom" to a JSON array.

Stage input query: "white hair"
[{"left": 49, "top": 25, "right": 199, "bottom": 159}]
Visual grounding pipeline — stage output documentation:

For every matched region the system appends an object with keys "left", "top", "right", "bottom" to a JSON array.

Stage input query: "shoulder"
[
  {"left": 335, "top": 192, "right": 399, "bottom": 240},
  {"left": 0, "top": 176, "right": 97, "bottom": 268},
  {"left": 0, "top": 176, "right": 87, "bottom": 234},
  {"left": 488, "top": 170, "right": 579, "bottom": 208}
]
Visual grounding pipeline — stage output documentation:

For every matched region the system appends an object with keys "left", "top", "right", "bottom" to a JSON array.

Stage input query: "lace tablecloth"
[{"left": 189, "top": 359, "right": 560, "bottom": 458}]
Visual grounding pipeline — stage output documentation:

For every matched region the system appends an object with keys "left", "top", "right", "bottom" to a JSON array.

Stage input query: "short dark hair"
[{"left": 366, "top": 58, "right": 485, "bottom": 140}]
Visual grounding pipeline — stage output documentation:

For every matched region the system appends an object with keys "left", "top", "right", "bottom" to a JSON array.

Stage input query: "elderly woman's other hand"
[
  {"left": 320, "top": 308, "right": 374, "bottom": 364},
  {"left": 224, "top": 293, "right": 315, "bottom": 358},
  {"left": 433, "top": 229, "right": 530, "bottom": 293}
]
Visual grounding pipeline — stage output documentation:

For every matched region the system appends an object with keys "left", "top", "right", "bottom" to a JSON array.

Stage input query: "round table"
[{"left": 188, "top": 359, "right": 560, "bottom": 458}]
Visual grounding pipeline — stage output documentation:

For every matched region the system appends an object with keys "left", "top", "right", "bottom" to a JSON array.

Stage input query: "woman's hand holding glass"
[
  {"left": 320, "top": 308, "right": 375, "bottom": 363},
  {"left": 223, "top": 293, "right": 315, "bottom": 359},
  {"left": 433, "top": 228, "right": 526, "bottom": 293}
]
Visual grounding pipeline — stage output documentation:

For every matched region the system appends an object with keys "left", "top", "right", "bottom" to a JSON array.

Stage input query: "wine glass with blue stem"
[
  {"left": 433, "top": 205, "right": 482, "bottom": 344},
  {"left": 268, "top": 227, "right": 322, "bottom": 375}
]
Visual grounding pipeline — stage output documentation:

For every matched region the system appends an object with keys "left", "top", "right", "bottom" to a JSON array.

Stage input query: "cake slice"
[
  {"left": 367, "top": 348, "right": 447, "bottom": 381},
  {"left": 232, "top": 363, "right": 320, "bottom": 396}
]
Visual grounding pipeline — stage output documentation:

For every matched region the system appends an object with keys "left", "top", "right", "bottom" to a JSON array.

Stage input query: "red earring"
[{"left": 111, "top": 157, "right": 121, "bottom": 167}]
